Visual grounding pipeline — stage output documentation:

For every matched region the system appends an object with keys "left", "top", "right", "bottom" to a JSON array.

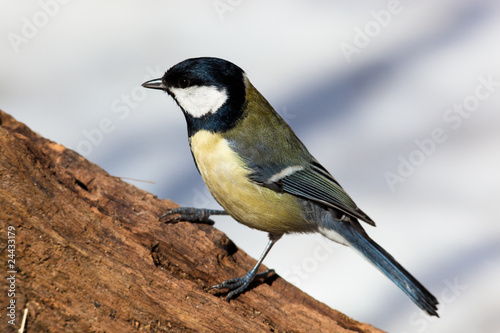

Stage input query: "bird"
[{"left": 142, "top": 57, "right": 439, "bottom": 316}]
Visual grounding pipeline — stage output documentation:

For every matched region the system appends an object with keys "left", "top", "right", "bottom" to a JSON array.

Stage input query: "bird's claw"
[
  {"left": 159, "top": 207, "right": 227, "bottom": 224},
  {"left": 209, "top": 269, "right": 275, "bottom": 301}
]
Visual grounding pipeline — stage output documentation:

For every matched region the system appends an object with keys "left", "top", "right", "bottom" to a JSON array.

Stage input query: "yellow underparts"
[{"left": 189, "top": 130, "right": 310, "bottom": 235}]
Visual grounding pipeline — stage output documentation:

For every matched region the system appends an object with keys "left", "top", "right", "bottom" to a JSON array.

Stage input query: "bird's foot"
[
  {"left": 159, "top": 207, "right": 227, "bottom": 224},
  {"left": 209, "top": 269, "right": 275, "bottom": 301}
]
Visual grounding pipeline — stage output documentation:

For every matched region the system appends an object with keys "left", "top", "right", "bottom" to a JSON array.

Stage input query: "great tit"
[{"left": 142, "top": 57, "right": 439, "bottom": 316}]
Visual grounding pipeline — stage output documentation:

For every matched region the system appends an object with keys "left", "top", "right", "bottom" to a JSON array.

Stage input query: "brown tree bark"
[{"left": 0, "top": 110, "right": 383, "bottom": 333}]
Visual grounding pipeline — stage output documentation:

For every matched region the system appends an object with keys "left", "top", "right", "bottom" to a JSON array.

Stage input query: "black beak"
[{"left": 142, "top": 78, "right": 167, "bottom": 90}]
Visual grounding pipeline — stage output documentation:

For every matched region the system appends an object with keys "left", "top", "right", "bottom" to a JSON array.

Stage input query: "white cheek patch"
[{"left": 169, "top": 85, "right": 228, "bottom": 118}]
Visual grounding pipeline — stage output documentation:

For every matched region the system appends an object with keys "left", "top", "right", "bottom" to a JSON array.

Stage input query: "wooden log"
[{"left": 0, "top": 110, "right": 383, "bottom": 332}]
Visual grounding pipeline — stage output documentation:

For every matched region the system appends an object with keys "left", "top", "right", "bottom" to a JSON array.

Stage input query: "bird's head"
[{"left": 143, "top": 57, "right": 247, "bottom": 134}]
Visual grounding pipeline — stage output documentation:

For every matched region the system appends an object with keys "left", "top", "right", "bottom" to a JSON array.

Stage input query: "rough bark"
[{"left": 0, "top": 110, "right": 383, "bottom": 333}]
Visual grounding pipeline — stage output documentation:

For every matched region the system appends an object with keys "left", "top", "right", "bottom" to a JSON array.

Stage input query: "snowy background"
[{"left": 3, "top": 1, "right": 500, "bottom": 332}]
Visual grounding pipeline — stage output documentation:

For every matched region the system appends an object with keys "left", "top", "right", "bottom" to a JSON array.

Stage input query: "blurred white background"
[{"left": 2, "top": 1, "right": 500, "bottom": 331}]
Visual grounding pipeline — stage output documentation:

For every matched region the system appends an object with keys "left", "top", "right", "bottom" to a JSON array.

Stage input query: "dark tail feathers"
[{"left": 320, "top": 220, "right": 439, "bottom": 317}]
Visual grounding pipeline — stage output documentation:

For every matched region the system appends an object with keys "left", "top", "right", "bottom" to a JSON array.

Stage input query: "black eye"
[{"left": 178, "top": 78, "right": 190, "bottom": 88}]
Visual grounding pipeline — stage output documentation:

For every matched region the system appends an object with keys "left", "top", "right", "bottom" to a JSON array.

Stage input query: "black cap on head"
[
  {"left": 144, "top": 57, "right": 248, "bottom": 135},
  {"left": 163, "top": 57, "right": 245, "bottom": 92}
]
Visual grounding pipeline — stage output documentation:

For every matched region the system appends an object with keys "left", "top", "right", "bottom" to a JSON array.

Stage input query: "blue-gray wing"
[
  {"left": 250, "top": 160, "right": 375, "bottom": 226},
  {"left": 223, "top": 117, "right": 375, "bottom": 226}
]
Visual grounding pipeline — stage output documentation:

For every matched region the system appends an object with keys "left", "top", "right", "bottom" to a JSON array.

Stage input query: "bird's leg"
[
  {"left": 160, "top": 207, "right": 227, "bottom": 224},
  {"left": 210, "top": 234, "right": 282, "bottom": 301}
]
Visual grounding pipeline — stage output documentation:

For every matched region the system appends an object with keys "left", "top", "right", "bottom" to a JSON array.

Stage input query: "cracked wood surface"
[{"left": 0, "top": 110, "right": 383, "bottom": 332}]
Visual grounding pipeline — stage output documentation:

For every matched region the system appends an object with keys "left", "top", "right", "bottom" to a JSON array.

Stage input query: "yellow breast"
[{"left": 189, "top": 130, "right": 309, "bottom": 234}]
